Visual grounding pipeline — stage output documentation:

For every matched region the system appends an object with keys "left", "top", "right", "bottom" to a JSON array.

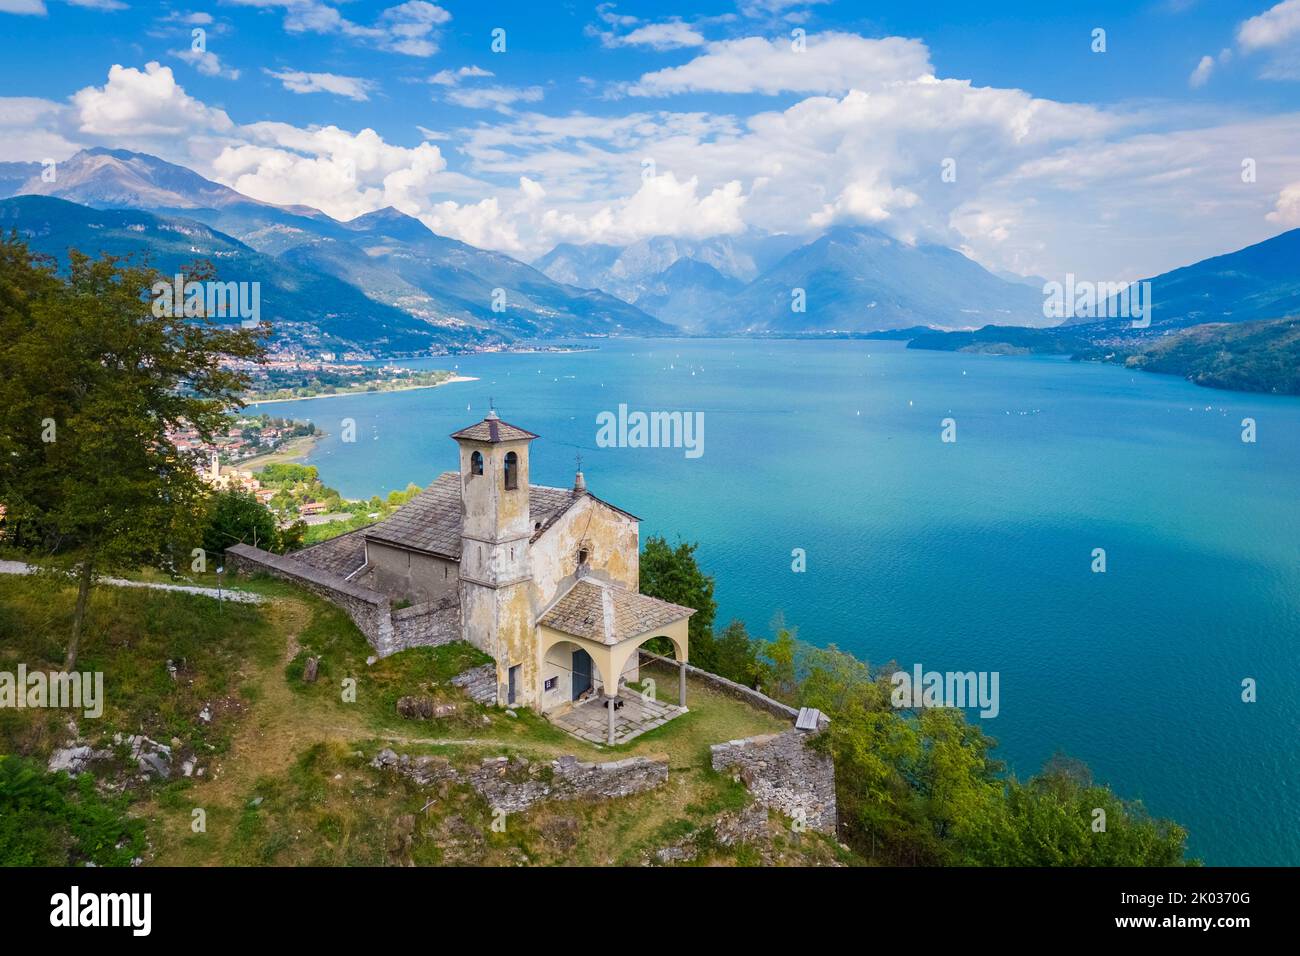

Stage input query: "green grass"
[
  {"left": 0, "top": 571, "right": 848, "bottom": 867},
  {"left": 0, "top": 572, "right": 275, "bottom": 758}
]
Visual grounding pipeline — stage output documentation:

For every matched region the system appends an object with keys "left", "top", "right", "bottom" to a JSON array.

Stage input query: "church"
[{"left": 256, "top": 409, "right": 695, "bottom": 735}]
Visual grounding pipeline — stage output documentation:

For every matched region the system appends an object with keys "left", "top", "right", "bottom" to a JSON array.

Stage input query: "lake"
[{"left": 249, "top": 337, "right": 1300, "bottom": 866}]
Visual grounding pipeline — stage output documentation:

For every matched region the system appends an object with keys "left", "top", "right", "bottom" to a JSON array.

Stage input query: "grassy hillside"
[
  {"left": 0, "top": 573, "right": 846, "bottom": 867},
  {"left": 1125, "top": 317, "right": 1300, "bottom": 394}
]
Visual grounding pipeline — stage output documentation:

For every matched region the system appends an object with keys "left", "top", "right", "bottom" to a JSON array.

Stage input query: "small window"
[
  {"left": 504, "top": 451, "right": 518, "bottom": 490},
  {"left": 470, "top": 450, "right": 483, "bottom": 476},
  {"left": 578, "top": 548, "right": 589, "bottom": 565},
  {"left": 544, "top": 676, "right": 557, "bottom": 692}
]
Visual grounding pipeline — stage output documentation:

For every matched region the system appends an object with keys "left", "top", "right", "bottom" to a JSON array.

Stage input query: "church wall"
[
  {"left": 530, "top": 496, "right": 640, "bottom": 613},
  {"left": 365, "top": 541, "right": 459, "bottom": 605}
]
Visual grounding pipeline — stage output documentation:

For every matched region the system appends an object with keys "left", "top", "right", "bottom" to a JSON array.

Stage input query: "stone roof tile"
[{"left": 539, "top": 579, "right": 694, "bottom": 645}]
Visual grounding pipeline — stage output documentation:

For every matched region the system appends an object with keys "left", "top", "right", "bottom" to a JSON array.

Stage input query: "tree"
[
  {"left": 759, "top": 625, "right": 798, "bottom": 700},
  {"left": 202, "top": 489, "right": 280, "bottom": 555},
  {"left": 0, "top": 240, "right": 263, "bottom": 667},
  {"left": 711, "top": 620, "right": 763, "bottom": 686},
  {"left": 638, "top": 535, "right": 717, "bottom": 664}
]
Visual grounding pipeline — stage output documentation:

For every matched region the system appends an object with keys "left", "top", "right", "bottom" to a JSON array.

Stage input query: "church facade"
[{"left": 283, "top": 410, "right": 694, "bottom": 724}]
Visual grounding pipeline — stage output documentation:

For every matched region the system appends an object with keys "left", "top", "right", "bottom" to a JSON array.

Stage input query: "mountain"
[
  {"left": 0, "top": 149, "right": 673, "bottom": 351},
  {"left": 537, "top": 227, "right": 1044, "bottom": 333},
  {"left": 634, "top": 257, "right": 746, "bottom": 326},
  {"left": 1063, "top": 227, "right": 1300, "bottom": 332},
  {"left": 705, "top": 226, "right": 1047, "bottom": 333},
  {"left": 0, "top": 194, "right": 473, "bottom": 353},
  {"left": 8, "top": 147, "right": 304, "bottom": 214},
  {"left": 534, "top": 233, "right": 805, "bottom": 330},
  {"left": 1125, "top": 317, "right": 1300, "bottom": 394}
]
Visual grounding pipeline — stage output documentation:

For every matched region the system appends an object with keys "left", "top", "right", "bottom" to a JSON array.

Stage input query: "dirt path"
[
  {"left": 145, "top": 596, "right": 378, "bottom": 862},
  {"left": 0, "top": 560, "right": 263, "bottom": 603}
]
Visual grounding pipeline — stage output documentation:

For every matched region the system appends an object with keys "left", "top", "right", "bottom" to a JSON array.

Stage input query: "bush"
[{"left": 0, "top": 756, "right": 145, "bottom": 866}]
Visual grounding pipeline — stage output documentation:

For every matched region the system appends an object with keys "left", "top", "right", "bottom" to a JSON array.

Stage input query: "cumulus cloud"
[
  {"left": 212, "top": 125, "right": 451, "bottom": 221},
  {"left": 1267, "top": 181, "right": 1300, "bottom": 225},
  {"left": 0, "top": 0, "right": 47, "bottom": 13},
  {"left": 265, "top": 68, "right": 376, "bottom": 101},
  {"left": 0, "top": 96, "right": 79, "bottom": 160},
  {"left": 72, "top": 62, "right": 234, "bottom": 137},
  {"left": 7, "top": 22, "right": 1300, "bottom": 278},
  {"left": 1237, "top": 0, "right": 1300, "bottom": 51},
  {"left": 626, "top": 33, "right": 932, "bottom": 96}
]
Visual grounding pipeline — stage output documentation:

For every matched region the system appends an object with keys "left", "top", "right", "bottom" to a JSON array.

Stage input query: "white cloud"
[
  {"left": 1189, "top": 55, "right": 1215, "bottom": 88},
  {"left": 596, "top": 19, "right": 706, "bottom": 50},
  {"left": 446, "top": 85, "right": 544, "bottom": 111},
  {"left": 738, "top": 0, "right": 832, "bottom": 17},
  {"left": 266, "top": 69, "right": 376, "bottom": 101},
  {"left": 0, "top": 0, "right": 46, "bottom": 13},
  {"left": 1237, "top": 0, "right": 1300, "bottom": 51},
  {"left": 176, "top": 48, "right": 241, "bottom": 80},
  {"left": 227, "top": 0, "right": 449, "bottom": 57},
  {"left": 1266, "top": 181, "right": 1300, "bottom": 225},
  {"left": 544, "top": 171, "right": 746, "bottom": 243},
  {"left": 66, "top": 0, "right": 127, "bottom": 9},
  {"left": 627, "top": 33, "right": 932, "bottom": 96},
  {"left": 212, "top": 125, "right": 453, "bottom": 221},
  {"left": 71, "top": 62, "right": 234, "bottom": 137},
  {"left": 429, "top": 65, "right": 493, "bottom": 86},
  {"left": 9, "top": 25, "right": 1300, "bottom": 278},
  {"left": 0, "top": 96, "right": 78, "bottom": 160}
]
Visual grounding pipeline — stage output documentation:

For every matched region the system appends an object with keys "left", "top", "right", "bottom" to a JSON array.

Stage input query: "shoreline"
[
  {"left": 232, "top": 432, "right": 322, "bottom": 471},
  {"left": 244, "top": 374, "right": 479, "bottom": 406}
]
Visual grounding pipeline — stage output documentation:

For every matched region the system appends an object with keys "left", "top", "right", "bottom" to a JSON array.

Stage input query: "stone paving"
[
  {"left": 450, "top": 663, "right": 497, "bottom": 705},
  {"left": 551, "top": 687, "right": 686, "bottom": 745}
]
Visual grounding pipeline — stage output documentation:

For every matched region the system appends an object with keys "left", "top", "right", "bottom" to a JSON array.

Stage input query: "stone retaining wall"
[
  {"left": 711, "top": 730, "right": 837, "bottom": 834},
  {"left": 371, "top": 748, "right": 668, "bottom": 813},
  {"left": 391, "top": 597, "right": 460, "bottom": 652},
  {"left": 226, "top": 543, "right": 453, "bottom": 658},
  {"left": 639, "top": 649, "right": 822, "bottom": 725}
]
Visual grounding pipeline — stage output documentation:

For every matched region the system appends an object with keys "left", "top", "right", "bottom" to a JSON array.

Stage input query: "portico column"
[
  {"left": 606, "top": 692, "right": 617, "bottom": 745},
  {"left": 679, "top": 660, "right": 687, "bottom": 708}
]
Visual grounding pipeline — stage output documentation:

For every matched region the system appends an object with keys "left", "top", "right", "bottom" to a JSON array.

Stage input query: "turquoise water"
[{"left": 250, "top": 338, "right": 1300, "bottom": 866}]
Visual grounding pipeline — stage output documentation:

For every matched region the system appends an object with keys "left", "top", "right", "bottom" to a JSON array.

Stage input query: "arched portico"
[{"left": 538, "top": 617, "right": 690, "bottom": 744}]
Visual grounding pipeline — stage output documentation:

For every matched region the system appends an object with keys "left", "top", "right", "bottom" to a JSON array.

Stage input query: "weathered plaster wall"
[
  {"left": 530, "top": 495, "right": 640, "bottom": 610},
  {"left": 459, "top": 438, "right": 532, "bottom": 543},
  {"left": 365, "top": 541, "right": 459, "bottom": 605}
]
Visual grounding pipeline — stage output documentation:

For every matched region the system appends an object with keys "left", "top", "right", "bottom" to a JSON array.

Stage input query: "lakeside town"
[{"left": 164, "top": 355, "right": 469, "bottom": 533}]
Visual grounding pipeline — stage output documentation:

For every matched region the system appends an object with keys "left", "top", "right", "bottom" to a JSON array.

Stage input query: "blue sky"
[{"left": 2, "top": 0, "right": 1299, "bottom": 280}]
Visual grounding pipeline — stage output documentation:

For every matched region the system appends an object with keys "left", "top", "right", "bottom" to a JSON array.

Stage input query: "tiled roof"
[
  {"left": 290, "top": 528, "right": 368, "bottom": 578},
  {"left": 539, "top": 578, "right": 694, "bottom": 645},
  {"left": 450, "top": 416, "right": 538, "bottom": 444},
  {"left": 363, "top": 472, "right": 581, "bottom": 557}
]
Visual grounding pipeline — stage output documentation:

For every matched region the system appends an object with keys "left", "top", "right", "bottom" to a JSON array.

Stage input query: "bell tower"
[{"left": 451, "top": 409, "right": 540, "bottom": 706}]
